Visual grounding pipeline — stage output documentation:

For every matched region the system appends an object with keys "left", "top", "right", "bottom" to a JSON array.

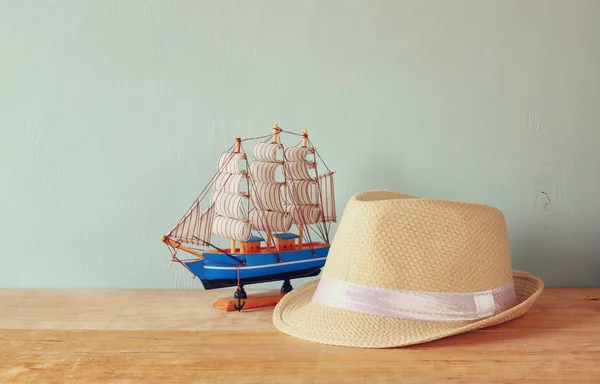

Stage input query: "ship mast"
[
  {"left": 230, "top": 136, "right": 241, "bottom": 255},
  {"left": 265, "top": 124, "right": 279, "bottom": 252},
  {"left": 297, "top": 129, "right": 308, "bottom": 250}
]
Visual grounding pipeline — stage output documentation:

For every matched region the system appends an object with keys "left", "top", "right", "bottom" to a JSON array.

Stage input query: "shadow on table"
[{"left": 408, "top": 290, "right": 594, "bottom": 349}]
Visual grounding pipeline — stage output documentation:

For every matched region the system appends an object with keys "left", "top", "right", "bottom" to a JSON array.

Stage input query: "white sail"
[
  {"left": 249, "top": 209, "right": 292, "bottom": 233},
  {"left": 249, "top": 161, "right": 280, "bottom": 184},
  {"left": 283, "top": 145, "right": 321, "bottom": 225},
  {"left": 217, "top": 152, "right": 246, "bottom": 173},
  {"left": 284, "top": 146, "right": 314, "bottom": 162},
  {"left": 169, "top": 203, "right": 215, "bottom": 246},
  {"left": 317, "top": 172, "right": 336, "bottom": 222},
  {"left": 284, "top": 161, "right": 316, "bottom": 180},
  {"left": 284, "top": 204, "right": 321, "bottom": 225},
  {"left": 207, "top": 149, "right": 253, "bottom": 243},
  {"left": 248, "top": 142, "right": 288, "bottom": 234},
  {"left": 254, "top": 142, "right": 283, "bottom": 162},
  {"left": 193, "top": 205, "right": 215, "bottom": 245},
  {"left": 212, "top": 215, "right": 252, "bottom": 242},
  {"left": 211, "top": 191, "right": 246, "bottom": 220},
  {"left": 252, "top": 182, "right": 285, "bottom": 213},
  {"left": 285, "top": 180, "right": 317, "bottom": 206},
  {"left": 214, "top": 173, "right": 244, "bottom": 194}
]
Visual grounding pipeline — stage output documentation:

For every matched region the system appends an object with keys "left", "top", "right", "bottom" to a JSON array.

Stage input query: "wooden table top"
[{"left": 1, "top": 287, "right": 599, "bottom": 383}]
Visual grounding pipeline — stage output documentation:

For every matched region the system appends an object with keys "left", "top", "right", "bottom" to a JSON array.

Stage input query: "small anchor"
[
  {"left": 233, "top": 286, "right": 247, "bottom": 312},
  {"left": 234, "top": 296, "right": 245, "bottom": 311}
]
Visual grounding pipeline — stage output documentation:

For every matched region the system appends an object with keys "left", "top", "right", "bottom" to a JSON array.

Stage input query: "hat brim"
[{"left": 273, "top": 270, "right": 544, "bottom": 348}]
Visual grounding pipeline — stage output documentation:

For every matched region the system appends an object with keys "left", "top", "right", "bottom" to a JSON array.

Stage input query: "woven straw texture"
[{"left": 273, "top": 190, "right": 544, "bottom": 348}]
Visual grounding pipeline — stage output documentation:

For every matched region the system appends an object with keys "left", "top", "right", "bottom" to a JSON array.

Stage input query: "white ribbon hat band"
[{"left": 312, "top": 275, "right": 518, "bottom": 322}]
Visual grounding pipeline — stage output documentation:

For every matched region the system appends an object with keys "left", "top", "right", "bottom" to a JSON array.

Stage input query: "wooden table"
[{"left": 1, "top": 288, "right": 599, "bottom": 383}]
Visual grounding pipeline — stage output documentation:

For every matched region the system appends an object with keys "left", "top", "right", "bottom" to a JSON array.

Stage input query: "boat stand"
[{"left": 213, "top": 279, "right": 293, "bottom": 312}]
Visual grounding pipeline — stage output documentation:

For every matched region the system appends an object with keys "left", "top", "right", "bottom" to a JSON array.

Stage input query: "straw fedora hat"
[{"left": 273, "top": 190, "right": 544, "bottom": 348}]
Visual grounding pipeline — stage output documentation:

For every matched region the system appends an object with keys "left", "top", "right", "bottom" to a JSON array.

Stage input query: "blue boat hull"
[{"left": 182, "top": 244, "right": 330, "bottom": 290}]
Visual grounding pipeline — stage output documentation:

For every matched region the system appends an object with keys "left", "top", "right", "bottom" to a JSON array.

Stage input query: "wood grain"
[
  {"left": 1, "top": 288, "right": 599, "bottom": 383},
  {"left": 213, "top": 293, "right": 285, "bottom": 312}
]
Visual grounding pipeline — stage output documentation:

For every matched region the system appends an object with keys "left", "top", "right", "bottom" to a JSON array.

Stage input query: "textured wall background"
[{"left": 1, "top": 0, "right": 599, "bottom": 289}]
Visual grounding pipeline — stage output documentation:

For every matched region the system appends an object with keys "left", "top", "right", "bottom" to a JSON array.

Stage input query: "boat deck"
[{"left": 205, "top": 241, "right": 330, "bottom": 255}]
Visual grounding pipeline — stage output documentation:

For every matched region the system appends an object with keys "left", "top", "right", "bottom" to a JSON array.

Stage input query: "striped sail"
[
  {"left": 210, "top": 151, "right": 252, "bottom": 242},
  {"left": 248, "top": 210, "right": 292, "bottom": 233},
  {"left": 284, "top": 204, "right": 321, "bottom": 224},
  {"left": 214, "top": 173, "right": 244, "bottom": 194},
  {"left": 285, "top": 180, "right": 317, "bottom": 205},
  {"left": 254, "top": 142, "right": 282, "bottom": 162},
  {"left": 212, "top": 215, "right": 252, "bottom": 242},
  {"left": 211, "top": 191, "right": 246, "bottom": 220},
  {"left": 249, "top": 161, "right": 279, "bottom": 184},
  {"left": 252, "top": 182, "right": 284, "bottom": 212},
  {"left": 217, "top": 152, "right": 246, "bottom": 173},
  {"left": 317, "top": 172, "right": 336, "bottom": 222},
  {"left": 284, "top": 146, "right": 312, "bottom": 162},
  {"left": 283, "top": 146, "right": 321, "bottom": 225},
  {"left": 248, "top": 142, "right": 291, "bottom": 233},
  {"left": 168, "top": 202, "right": 215, "bottom": 246}
]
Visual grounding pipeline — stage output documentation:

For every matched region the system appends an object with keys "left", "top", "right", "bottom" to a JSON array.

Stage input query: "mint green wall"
[{"left": 1, "top": 1, "right": 599, "bottom": 289}]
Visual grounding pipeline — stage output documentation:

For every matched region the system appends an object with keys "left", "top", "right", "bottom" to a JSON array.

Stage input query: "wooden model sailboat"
[{"left": 162, "top": 125, "right": 336, "bottom": 311}]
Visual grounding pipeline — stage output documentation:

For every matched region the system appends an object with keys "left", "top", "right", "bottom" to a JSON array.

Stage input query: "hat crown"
[{"left": 322, "top": 191, "right": 514, "bottom": 292}]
